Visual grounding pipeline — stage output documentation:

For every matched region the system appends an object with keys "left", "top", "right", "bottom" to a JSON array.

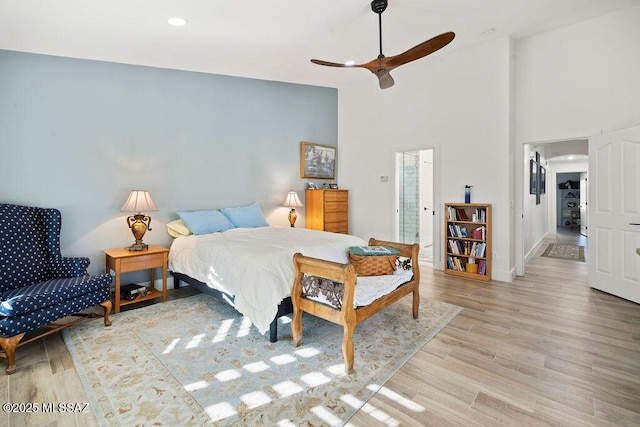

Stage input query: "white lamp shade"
[
  {"left": 121, "top": 190, "right": 159, "bottom": 212},
  {"left": 283, "top": 190, "right": 303, "bottom": 208}
]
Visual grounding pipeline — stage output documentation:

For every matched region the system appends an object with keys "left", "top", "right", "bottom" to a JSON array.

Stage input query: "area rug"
[
  {"left": 63, "top": 293, "right": 461, "bottom": 426},
  {"left": 541, "top": 243, "right": 585, "bottom": 262}
]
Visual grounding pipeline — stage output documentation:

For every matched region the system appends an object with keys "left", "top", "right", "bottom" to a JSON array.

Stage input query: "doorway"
[
  {"left": 556, "top": 172, "right": 583, "bottom": 233},
  {"left": 518, "top": 140, "right": 589, "bottom": 276},
  {"left": 396, "top": 149, "right": 434, "bottom": 263}
]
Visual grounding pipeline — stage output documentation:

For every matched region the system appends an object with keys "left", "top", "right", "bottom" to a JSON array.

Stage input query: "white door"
[
  {"left": 579, "top": 172, "right": 588, "bottom": 236},
  {"left": 419, "top": 150, "right": 434, "bottom": 249},
  {"left": 588, "top": 125, "right": 640, "bottom": 303}
]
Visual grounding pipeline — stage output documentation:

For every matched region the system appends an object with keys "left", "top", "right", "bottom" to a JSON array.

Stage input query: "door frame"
[
  {"left": 391, "top": 143, "right": 442, "bottom": 269},
  {"left": 515, "top": 137, "right": 590, "bottom": 276},
  {"left": 418, "top": 149, "right": 434, "bottom": 250}
]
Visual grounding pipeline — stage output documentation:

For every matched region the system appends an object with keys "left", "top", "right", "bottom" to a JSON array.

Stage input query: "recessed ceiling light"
[
  {"left": 168, "top": 17, "right": 188, "bottom": 27},
  {"left": 568, "top": 156, "right": 575, "bottom": 160}
]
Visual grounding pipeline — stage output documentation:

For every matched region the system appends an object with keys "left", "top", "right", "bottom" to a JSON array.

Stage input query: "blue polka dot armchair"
[{"left": 0, "top": 203, "right": 112, "bottom": 374}]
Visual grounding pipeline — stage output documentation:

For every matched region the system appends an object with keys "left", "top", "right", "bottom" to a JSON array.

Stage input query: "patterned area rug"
[
  {"left": 63, "top": 293, "right": 461, "bottom": 426},
  {"left": 541, "top": 243, "right": 586, "bottom": 262}
]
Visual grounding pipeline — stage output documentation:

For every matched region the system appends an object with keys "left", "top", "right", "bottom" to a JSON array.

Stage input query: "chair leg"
[
  {"left": 342, "top": 323, "right": 355, "bottom": 374},
  {"left": 292, "top": 309, "right": 303, "bottom": 347},
  {"left": 412, "top": 289, "right": 420, "bottom": 320},
  {"left": 0, "top": 333, "right": 26, "bottom": 375},
  {"left": 100, "top": 300, "right": 112, "bottom": 326}
]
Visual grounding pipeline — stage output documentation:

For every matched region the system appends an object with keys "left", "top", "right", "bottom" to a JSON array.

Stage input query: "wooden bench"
[{"left": 291, "top": 238, "right": 420, "bottom": 374}]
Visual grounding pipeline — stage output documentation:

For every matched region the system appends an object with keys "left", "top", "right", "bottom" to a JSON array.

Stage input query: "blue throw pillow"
[
  {"left": 177, "top": 210, "right": 235, "bottom": 235},
  {"left": 220, "top": 203, "right": 269, "bottom": 228}
]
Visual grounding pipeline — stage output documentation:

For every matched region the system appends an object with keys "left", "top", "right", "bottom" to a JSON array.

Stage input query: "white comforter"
[{"left": 168, "top": 226, "right": 366, "bottom": 334}]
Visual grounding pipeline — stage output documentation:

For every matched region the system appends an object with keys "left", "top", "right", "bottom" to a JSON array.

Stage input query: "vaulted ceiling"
[{"left": 1, "top": 0, "right": 639, "bottom": 88}]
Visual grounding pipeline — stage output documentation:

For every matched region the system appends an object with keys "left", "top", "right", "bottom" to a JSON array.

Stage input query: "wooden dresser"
[{"left": 305, "top": 189, "right": 348, "bottom": 234}]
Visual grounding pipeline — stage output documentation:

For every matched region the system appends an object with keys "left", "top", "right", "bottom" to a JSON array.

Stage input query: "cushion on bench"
[{"left": 301, "top": 268, "right": 414, "bottom": 309}]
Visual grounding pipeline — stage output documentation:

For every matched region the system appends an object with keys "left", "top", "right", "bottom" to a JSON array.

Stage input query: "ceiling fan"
[{"left": 311, "top": 0, "right": 455, "bottom": 89}]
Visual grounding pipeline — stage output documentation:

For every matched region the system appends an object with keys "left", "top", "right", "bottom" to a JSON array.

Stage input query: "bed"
[{"left": 168, "top": 225, "right": 367, "bottom": 341}]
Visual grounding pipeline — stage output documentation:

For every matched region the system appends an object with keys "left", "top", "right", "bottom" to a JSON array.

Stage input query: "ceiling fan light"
[
  {"left": 168, "top": 17, "right": 188, "bottom": 27},
  {"left": 344, "top": 60, "right": 355, "bottom": 66}
]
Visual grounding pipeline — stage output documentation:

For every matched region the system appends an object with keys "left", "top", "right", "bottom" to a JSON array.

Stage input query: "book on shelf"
[
  {"left": 478, "top": 260, "right": 486, "bottom": 275},
  {"left": 447, "top": 256, "right": 465, "bottom": 271},
  {"left": 472, "top": 208, "right": 486, "bottom": 223},
  {"left": 448, "top": 224, "right": 469, "bottom": 238},
  {"left": 472, "top": 226, "right": 486, "bottom": 240},
  {"left": 113, "top": 284, "right": 149, "bottom": 301},
  {"left": 447, "top": 206, "right": 457, "bottom": 221},
  {"left": 456, "top": 208, "right": 469, "bottom": 221},
  {"left": 470, "top": 242, "right": 485, "bottom": 257}
]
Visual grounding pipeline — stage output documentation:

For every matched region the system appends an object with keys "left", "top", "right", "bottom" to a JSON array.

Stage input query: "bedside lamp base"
[
  {"left": 288, "top": 209, "right": 298, "bottom": 227},
  {"left": 127, "top": 242, "right": 149, "bottom": 251}
]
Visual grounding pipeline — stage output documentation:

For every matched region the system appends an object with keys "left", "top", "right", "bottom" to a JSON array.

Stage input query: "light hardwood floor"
[{"left": 3, "top": 231, "right": 639, "bottom": 426}]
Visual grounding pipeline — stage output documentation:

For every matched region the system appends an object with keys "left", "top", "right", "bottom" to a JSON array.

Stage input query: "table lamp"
[
  {"left": 121, "top": 190, "right": 158, "bottom": 251},
  {"left": 283, "top": 190, "right": 303, "bottom": 227}
]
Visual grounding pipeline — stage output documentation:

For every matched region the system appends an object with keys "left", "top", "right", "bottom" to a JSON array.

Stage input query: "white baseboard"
[
  {"left": 491, "top": 268, "right": 513, "bottom": 283},
  {"left": 524, "top": 234, "right": 547, "bottom": 265}
]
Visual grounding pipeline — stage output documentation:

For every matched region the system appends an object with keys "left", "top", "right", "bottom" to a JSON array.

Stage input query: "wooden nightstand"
[{"left": 104, "top": 245, "right": 169, "bottom": 313}]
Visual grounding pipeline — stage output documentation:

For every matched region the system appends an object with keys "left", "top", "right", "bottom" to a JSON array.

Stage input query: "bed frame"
[{"left": 171, "top": 272, "right": 293, "bottom": 343}]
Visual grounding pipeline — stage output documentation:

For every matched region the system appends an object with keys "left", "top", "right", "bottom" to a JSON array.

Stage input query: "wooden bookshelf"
[{"left": 444, "top": 203, "right": 492, "bottom": 281}]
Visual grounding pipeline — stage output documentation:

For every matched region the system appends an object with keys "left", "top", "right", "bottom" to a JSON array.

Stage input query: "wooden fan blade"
[
  {"left": 385, "top": 32, "right": 455, "bottom": 68},
  {"left": 311, "top": 59, "right": 351, "bottom": 68}
]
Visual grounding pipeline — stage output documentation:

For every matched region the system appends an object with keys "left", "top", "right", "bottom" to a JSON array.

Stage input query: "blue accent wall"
[{"left": 0, "top": 49, "right": 337, "bottom": 275}]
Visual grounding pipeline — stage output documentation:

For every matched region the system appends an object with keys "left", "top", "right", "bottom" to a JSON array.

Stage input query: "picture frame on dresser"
[{"left": 301, "top": 141, "right": 336, "bottom": 179}]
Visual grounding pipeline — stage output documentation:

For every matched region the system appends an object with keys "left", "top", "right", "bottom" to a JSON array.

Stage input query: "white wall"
[
  {"left": 338, "top": 37, "right": 513, "bottom": 281},
  {"left": 516, "top": 6, "right": 640, "bottom": 143}
]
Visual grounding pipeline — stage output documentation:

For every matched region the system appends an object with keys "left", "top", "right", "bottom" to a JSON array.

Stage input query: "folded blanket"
[{"left": 348, "top": 245, "right": 400, "bottom": 256}]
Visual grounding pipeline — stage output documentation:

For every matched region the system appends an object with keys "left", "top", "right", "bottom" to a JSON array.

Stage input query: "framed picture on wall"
[
  {"left": 529, "top": 159, "right": 538, "bottom": 195},
  {"left": 540, "top": 166, "right": 546, "bottom": 194},
  {"left": 300, "top": 142, "right": 336, "bottom": 179}
]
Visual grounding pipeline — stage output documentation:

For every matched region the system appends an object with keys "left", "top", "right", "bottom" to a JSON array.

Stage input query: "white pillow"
[{"left": 166, "top": 219, "right": 192, "bottom": 238}]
